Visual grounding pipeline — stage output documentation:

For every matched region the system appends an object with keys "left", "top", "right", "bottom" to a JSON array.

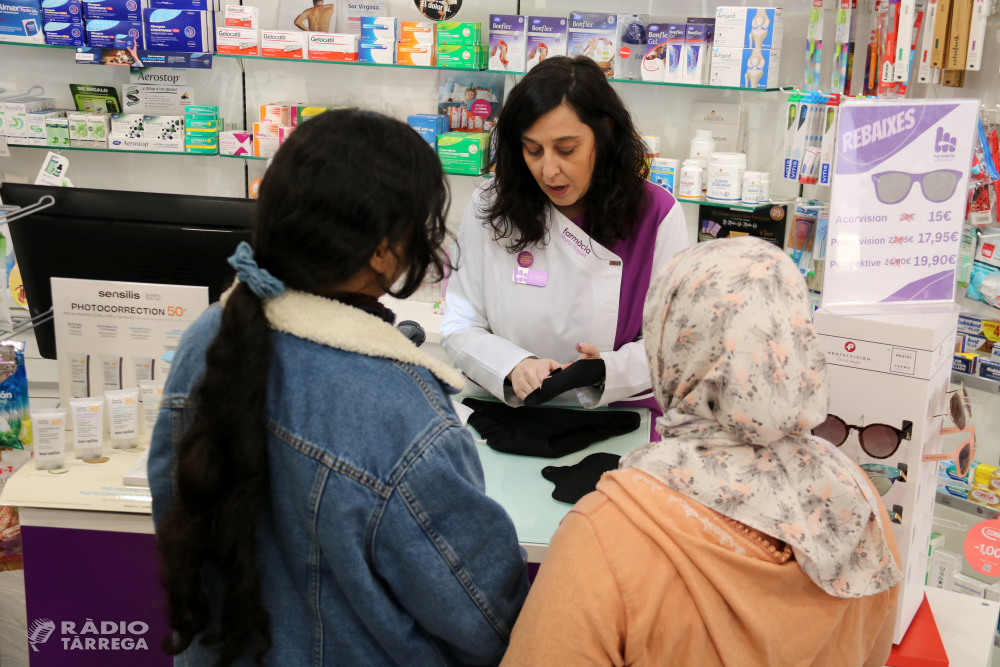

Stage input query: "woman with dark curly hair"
[{"left": 441, "top": 56, "right": 688, "bottom": 436}]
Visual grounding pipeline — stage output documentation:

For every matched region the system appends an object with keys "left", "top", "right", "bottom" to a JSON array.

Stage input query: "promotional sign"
[
  {"left": 52, "top": 278, "right": 208, "bottom": 421},
  {"left": 822, "top": 99, "right": 978, "bottom": 314},
  {"left": 964, "top": 518, "right": 1000, "bottom": 576}
]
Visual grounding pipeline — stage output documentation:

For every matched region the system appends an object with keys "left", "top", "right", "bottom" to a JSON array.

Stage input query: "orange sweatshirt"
[{"left": 501, "top": 468, "right": 900, "bottom": 667}]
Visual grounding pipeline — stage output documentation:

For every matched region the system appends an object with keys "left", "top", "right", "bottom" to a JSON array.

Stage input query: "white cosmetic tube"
[
  {"left": 105, "top": 388, "right": 140, "bottom": 448},
  {"left": 70, "top": 396, "right": 104, "bottom": 459},
  {"left": 139, "top": 380, "right": 166, "bottom": 435},
  {"left": 32, "top": 408, "right": 67, "bottom": 470},
  {"left": 132, "top": 356, "right": 155, "bottom": 386},
  {"left": 69, "top": 353, "right": 90, "bottom": 398},
  {"left": 99, "top": 354, "right": 123, "bottom": 392}
]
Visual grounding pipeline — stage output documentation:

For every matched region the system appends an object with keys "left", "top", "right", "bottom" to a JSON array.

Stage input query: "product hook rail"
[{"left": 0, "top": 195, "right": 54, "bottom": 225}]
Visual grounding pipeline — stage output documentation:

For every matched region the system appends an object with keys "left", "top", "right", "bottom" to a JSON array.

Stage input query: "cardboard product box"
[
  {"left": 143, "top": 114, "right": 184, "bottom": 140},
  {"left": 642, "top": 23, "right": 671, "bottom": 82},
  {"left": 260, "top": 29, "right": 307, "bottom": 58},
  {"left": 81, "top": 0, "right": 142, "bottom": 22},
  {"left": 436, "top": 21, "right": 480, "bottom": 45},
  {"left": 488, "top": 14, "right": 525, "bottom": 72},
  {"left": 698, "top": 204, "right": 786, "bottom": 246},
  {"left": 947, "top": 0, "right": 972, "bottom": 69},
  {"left": 85, "top": 113, "right": 110, "bottom": 141},
  {"left": 682, "top": 21, "right": 714, "bottom": 85},
  {"left": 42, "top": 19, "right": 84, "bottom": 45},
  {"left": 26, "top": 109, "right": 65, "bottom": 139},
  {"left": 223, "top": 3, "right": 256, "bottom": 28},
  {"left": 184, "top": 116, "right": 217, "bottom": 131},
  {"left": 399, "top": 20, "right": 434, "bottom": 45},
  {"left": 85, "top": 19, "right": 143, "bottom": 48},
  {"left": 3, "top": 99, "right": 53, "bottom": 137},
  {"left": 110, "top": 112, "right": 145, "bottom": 137},
  {"left": 41, "top": 0, "right": 82, "bottom": 21},
  {"left": 407, "top": 113, "right": 448, "bottom": 147},
  {"left": 713, "top": 7, "right": 784, "bottom": 49},
  {"left": 147, "top": 0, "right": 218, "bottom": 10},
  {"left": 143, "top": 8, "right": 214, "bottom": 52},
  {"left": 980, "top": 358, "right": 1000, "bottom": 381},
  {"left": 567, "top": 12, "right": 617, "bottom": 77},
  {"left": 45, "top": 117, "right": 70, "bottom": 147},
  {"left": 253, "top": 122, "right": 291, "bottom": 157},
  {"left": 436, "top": 43, "right": 485, "bottom": 69},
  {"left": 184, "top": 131, "right": 217, "bottom": 147},
  {"left": 398, "top": 42, "right": 435, "bottom": 67},
  {"left": 1, "top": 0, "right": 44, "bottom": 44},
  {"left": 290, "top": 103, "right": 347, "bottom": 127},
  {"left": 710, "top": 47, "right": 781, "bottom": 89},
  {"left": 359, "top": 39, "right": 394, "bottom": 63},
  {"left": 219, "top": 130, "right": 252, "bottom": 155},
  {"left": 307, "top": 32, "right": 357, "bottom": 61},
  {"left": 66, "top": 110, "right": 91, "bottom": 140},
  {"left": 108, "top": 136, "right": 183, "bottom": 152},
  {"left": 258, "top": 103, "right": 288, "bottom": 125},
  {"left": 216, "top": 26, "right": 258, "bottom": 55},
  {"left": 437, "top": 131, "right": 489, "bottom": 175},
  {"left": 525, "top": 16, "right": 567, "bottom": 71},
  {"left": 359, "top": 15, "right": 394, "bottom": 42}
]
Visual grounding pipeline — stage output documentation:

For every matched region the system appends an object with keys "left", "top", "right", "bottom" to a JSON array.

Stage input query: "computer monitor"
[{"left": 0, "top": 183, "right": 255, "bottom": 359}]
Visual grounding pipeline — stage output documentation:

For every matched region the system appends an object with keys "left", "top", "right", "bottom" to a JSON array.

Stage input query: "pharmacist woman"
[{"left": 441, "top": 56, "right": 689, "bottom": 437}]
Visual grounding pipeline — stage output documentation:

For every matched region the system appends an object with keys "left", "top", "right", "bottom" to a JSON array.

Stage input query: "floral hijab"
[{"left": 621, "top": 238, "right": 902, "bottom": 598}]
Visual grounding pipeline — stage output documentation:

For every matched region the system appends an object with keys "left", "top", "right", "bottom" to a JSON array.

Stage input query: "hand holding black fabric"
[
  {"left": 522, "top": 358, "right": 607, "bottom": 408},
  {"left": 541, "top": 453, "right": 622, "bottom": 504}
]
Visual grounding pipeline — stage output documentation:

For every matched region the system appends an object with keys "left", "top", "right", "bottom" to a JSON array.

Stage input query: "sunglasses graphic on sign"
[{"left": 871, "top": 169, "right": 963, "bottom": 205}]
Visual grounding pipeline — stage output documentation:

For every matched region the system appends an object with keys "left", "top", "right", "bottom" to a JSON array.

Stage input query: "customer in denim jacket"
[{"left": 148, "top": 109, "right": 529, "bottom": 667}]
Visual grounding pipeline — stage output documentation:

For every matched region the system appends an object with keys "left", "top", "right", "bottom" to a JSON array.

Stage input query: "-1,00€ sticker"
[{"left": 964, "top": 519, "right": 1000, "bottom": 576}]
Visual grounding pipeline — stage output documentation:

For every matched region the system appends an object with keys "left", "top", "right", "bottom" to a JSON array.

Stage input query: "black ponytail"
[{"left": 156, "top": 109, "right": 453, "bottom": 667}]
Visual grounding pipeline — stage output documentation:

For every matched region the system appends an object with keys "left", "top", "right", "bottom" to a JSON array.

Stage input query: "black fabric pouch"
[
  {"left": 523, "top": 359, "right": 607, "bottom": 408},
  {"left": 463, "top": 398, "right": 640, "bottom": 458},
  {"left": 542, "top": 453, "right": 622, "bottom": 504}
]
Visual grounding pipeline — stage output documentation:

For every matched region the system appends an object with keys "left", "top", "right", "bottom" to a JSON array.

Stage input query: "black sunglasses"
[{"left": 812, "top": 416, "right": 913, "bottom": 459}]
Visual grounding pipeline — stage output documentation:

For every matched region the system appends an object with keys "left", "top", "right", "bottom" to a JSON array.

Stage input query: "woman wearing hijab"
[{"left": 501, "top": 237, "right": 902, "bottom": 667}]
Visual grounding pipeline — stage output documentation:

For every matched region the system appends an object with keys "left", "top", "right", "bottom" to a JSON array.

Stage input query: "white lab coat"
[{"left": 441, "top": 183, "right": 689, "bottom": 408}]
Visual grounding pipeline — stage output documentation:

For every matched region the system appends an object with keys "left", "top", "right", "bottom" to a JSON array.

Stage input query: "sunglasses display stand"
[{"left": 813, "top": 308, "right": 958, "bottom": 645}]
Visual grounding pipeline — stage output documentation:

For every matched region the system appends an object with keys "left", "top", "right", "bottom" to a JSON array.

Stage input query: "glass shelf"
[
  {"left": 678, "top": 197, "right": 781, "bottom": 212},
  {"left": 218, "top": 151, "right": 488, "bottom": 177},
  {"left": 215, "top": 52, "right": 484, "bottom": 73},
  {"left": 952, "top": 370, "right": 1000, "bottom": 395},
  {"left": 6, "top": 143, "right": 212, "bottom": 157},
  {"left": 0, "top": 41, "right": 75, "bottom": 50}
]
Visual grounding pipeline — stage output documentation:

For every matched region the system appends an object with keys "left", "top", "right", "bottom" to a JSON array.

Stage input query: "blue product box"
[
  {"left": 407, "top": 113, "right": 448, "bottom": 147},
  {"left": 953, "top": 354, "right": 979, "bottom": 375},
  {"left": 41, "top": 0, "right": 82, "bottom": 21},
  {"left": 85, "top": 18, "right": 142, "bottom": 47},
  {"left": 146, "top": 0, "right": 214, "bottom": 9},
  {"left": 143, "top": 7, "right": 211, "bottom": 51},
  {"left": 980, "top": 359, "right": 1000, "bottom": 381},
  {"left": 82, "top": 0, "right": 142, "bottom": 21},
  {"left": 358, "top": 40, "right": 394, "bottom": 63},
  {"left": 359, "top": 15, "right": 395, "bottom": 42},
  {"left": 0, "top": 0, "right": 43, "bottom": 43},
  {"left": 43, "top": 18, "right": 84, "bottom": 44}
]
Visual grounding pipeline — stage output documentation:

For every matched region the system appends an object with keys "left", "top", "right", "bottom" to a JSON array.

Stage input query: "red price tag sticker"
[{"left": 964, "top": 519, "right": 1000, "bottom": 576}]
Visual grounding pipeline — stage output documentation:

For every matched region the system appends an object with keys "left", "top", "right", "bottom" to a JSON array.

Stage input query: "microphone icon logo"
[{"left": 26, "top": 619, "right": 55, "bottom": 652}]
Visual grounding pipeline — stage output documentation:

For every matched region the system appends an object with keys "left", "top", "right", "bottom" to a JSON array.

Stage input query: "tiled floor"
[{"left": 0, "top": 569, "right": 28, "bottom": 667}]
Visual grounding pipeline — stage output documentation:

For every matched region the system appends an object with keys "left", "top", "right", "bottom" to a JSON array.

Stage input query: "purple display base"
[{"left": 22, "top": 525, "right": 171, "bottom": 666}]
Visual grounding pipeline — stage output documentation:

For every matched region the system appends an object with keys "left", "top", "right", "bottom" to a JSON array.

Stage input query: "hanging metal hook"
[
  {"left": 9, "top": 308, "right": 53, "bottom": 337},
  {"left": 0, "top": 196, "right": 55, "bottom": 225}
]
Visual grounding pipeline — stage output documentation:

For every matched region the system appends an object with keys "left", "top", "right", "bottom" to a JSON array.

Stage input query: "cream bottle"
[
  {"left": 105, "top": 388, "right": 140, "bottom": 449},
  {"left": 70, "top": 396, "right": 104, "bottom": 459},
  {"left": 32, "top": 408, "right": 67, "bottom": 470}
]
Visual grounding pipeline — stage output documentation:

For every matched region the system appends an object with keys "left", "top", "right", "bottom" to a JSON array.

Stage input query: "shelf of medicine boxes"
[
  {"left": 215, "top": 152, "right": 492, "bottom": 177},
  {"left": 5, "top": 142, "right": 220, "bottom": 158},
  {"left": 952, "top": 370, "right": 1000, "bottom": 395},
  {"left": 936, "top": 489, "right": 1000, "bottom": 520},
  {"left": 0, "top": 41, "right": 75, "bottom": 51}
]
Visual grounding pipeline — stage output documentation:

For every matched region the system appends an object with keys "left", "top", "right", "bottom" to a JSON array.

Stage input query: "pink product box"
[{"left": 220, "top": 130, "right": 252, "bottom": 156}]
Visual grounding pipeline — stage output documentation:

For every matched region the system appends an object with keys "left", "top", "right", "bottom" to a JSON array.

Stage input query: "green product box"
[
  {"left": 86, "top": 114, "right": 110, "bottom": 141},
  {"left": 437, "top": 44, "right": 485, "bottom": 68},
  {"left": 67, "top": 111, "right": 91, "bottom": 141},
  {"left": 185, "top": 145, "right": 218, "bottom": 154},
  {"left": 45, "top": 117, "right": 70, "bottom": 147},
  {"left": 185, "top": 118, "right": 220, "bottom": 131},
  {"left": 436, "top": 21, "right": 481, "bottom": 45},
  {"left": 185, "top": 132, "right": 219, "bottom": 147},
  {"left": 185, "top": 112, "right": 218, "bottom": 123},
  {"left": 437, "top": 131, "right": 489, "bottom": 175},
  {"left": 184, "top": 105, "right": 219, "bottom": 116}
]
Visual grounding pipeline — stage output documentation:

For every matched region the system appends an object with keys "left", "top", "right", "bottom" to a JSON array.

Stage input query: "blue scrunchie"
[{"left": 227, "top": 241, "right": 286, "bottom": 299}]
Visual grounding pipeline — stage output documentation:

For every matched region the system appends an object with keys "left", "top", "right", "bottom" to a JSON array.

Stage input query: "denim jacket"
[{"left": 148, "top": 287, "right": 530, "bottom": 667}]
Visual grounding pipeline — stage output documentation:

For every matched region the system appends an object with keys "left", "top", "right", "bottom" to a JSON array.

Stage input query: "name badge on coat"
[{"left": 513, "top": 266, "right": 548, "bottom": 287}]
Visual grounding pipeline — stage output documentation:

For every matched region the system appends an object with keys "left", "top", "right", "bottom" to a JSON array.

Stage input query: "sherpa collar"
[{"left": 222, "top": 282, "right": 465, "bottom": 391}]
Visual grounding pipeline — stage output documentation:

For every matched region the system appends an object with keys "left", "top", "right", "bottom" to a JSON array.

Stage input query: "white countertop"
[{"left": 921, "top": 586, "right": 998, "bottom": 666}]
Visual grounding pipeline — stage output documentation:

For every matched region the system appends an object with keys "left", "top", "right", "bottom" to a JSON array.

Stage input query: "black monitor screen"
[{"left": 0, "top": 183, "right": 255, "bottom": 359}]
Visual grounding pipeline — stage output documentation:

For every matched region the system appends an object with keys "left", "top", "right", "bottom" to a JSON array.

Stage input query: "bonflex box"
[
  {"left": 398, "top": 42, "right": 434, "bottom": 66},
  {"left": 216, "top": 26, "right": 258, "bottom": 55},
  {"left": 339, "top": 0, "right": 386, "bottom": 35},
  {"left": 682, "top": 21, "right": 713, "bottom": 84},
  {"left": 220, "top": 130, "right": 252, "bottom": 156},
  {"left": 223, "top": 4, "right": 256, "bottom": 28},
  {"left": 641, "top": 24, "right": 669, "bottom": 81},
  {"left": 144, "top": 8, "right": 213, "bottom": 52},
  {"left": 567, "top": 12, "right": 616, "bottom": 77},
  {"left": 261, "top": 29, "right": 307, "bottom": 58},
  {"left": 488, "top": 14, "right": 525, "bottom": 72},
  {"left": 0, "top": 0, "right": 43, "bottom": 43},
  {"left": 710, "top": 47, "right": 780, "bottom": 89},
  {"left": 85, "top": 19, "right": 142, "bottom": 48},
  {"left": 713, "top": 7, "right": 784, "bottom": 50},
  {"left": 525, "top": 16, "right": 567, "bottom": 71},
  {"left": 43, "top": 19, "right": 84, "bottom": 45},
  {"left": 41, "top": 0, "right": 82, "bottom": 21},
  {"left": 81, "top": 0, "right": 142, "bottom": 22},
  {"left": 359, "top": 16, "right": 394, "bottom": 42},
  {"left": 663, "top": 23, "right": 686, "bottom": 82},
  {"left": 308, "top": 32, "right": 357, "bottom": 61},
  {"left": 359, "top": 40, "right": 393, "bottom": 63}
]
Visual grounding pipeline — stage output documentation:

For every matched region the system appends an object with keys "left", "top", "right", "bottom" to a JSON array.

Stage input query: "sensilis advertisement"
[{"left": 822, "top": 99, "right": 978, "bottom": 314}]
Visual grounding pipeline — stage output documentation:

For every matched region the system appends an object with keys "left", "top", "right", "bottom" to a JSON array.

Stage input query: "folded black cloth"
[
  {"left": 463, "top": 398, "right": 640, "bottom": 458},
  {"left": 523, "top": 359, "right": 607, "bottom": 408},
  {"left": 542, "top": 453, "right": 622, "bottom": 504}
]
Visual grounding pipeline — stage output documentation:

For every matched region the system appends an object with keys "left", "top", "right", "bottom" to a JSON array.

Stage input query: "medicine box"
[
  {"left": 525, "top": 16, "right": 567, "bottom": 71},
  {"left": 184, "top": 117, "right": 218, "bottom": 131},
  {"left": 359, "top": 16, "right": 395, "bottom": 43},
  {"left": 219, "top": 130, "right": 252, "bottom": 155},
  {"left": 253, "top": 122, "right": 291, "bottom": 157},
  {"left": 488, "top": 14, "right": 525, "bottom": 72},
  {"left": 993, "top": 342, "right": 1000, "bottom": 357},
  {"left": 682, "top": 22, "right": 713, "bottom": 85},
  {"left": 958, "top": 314, "right": 984, "bottom": 335},
  {"left": 437, "top": 21, "right": 480, "bottom": 45},
  {"left": 339, "top": 0, "right": 387, "bottom": 35},
  {"left": 261, "top": 30, "right": 307, "bottom": 58},
  {"left": 649, "top": 157, "right": 678, "bottom": 194},
  {"left": 961, "top": 334, "right": 989, "bottom": 352},
  {"left": 111, "top": 113, "right": 145, "bottom": 137},
  {"left": 144, "top": 8, "right": 214, "bottom": 52},
  {"left": 713, "top": 7, "right": 784, "bottom": 50},
  {"left": 45, "top": 117, "right": 69, "bottom": 147},
  {"left": 66, "top": 110, "right": 91, "bottom": 140},
  {"left": 26, "top": 109, "right": 65, "bottom": 139},
  {"left": 85, "top": 19, "right": 143, "bottom": 48},
  {"left": 642, "top": 24, "right": 670, "bottom": 82},
  {"left": 3, "top": 99, "right": 52, "bottom": 137},
  {"left": 108, "top": 136, "right": 183, "bottom": 152},
  {"left": 290, "top": 103, "right": 344, "bottom": 126},
  {"left": 953, "top": 353, "right": 978, "bottom": 374},
  {"left": 407, "top": 113, "right": 448, "bottom": 148},
  {"left": 147, "top": 0, "right": 218, "bottom": 11},
  {"left": 308, "top": 32, "right": 358, "bottom": 61},
  {"left": 43, "top": 20, "right": 84, "bottom": 45},
  {"left": 436, "top": 44, "right": 485, "bottom": 69},
  {"left": 184, "top": 104, "right": 218, "bottom": 115},
  {"left": 398, "top": 42, "right": 434, "bottom": 66},
  {"left": 710, "top": 47, "right": 781, "bottom": 89},
  {"left": 980, "top": 359, "right": 1000, "bottom": 381},
  {"left": 568, "top": 12, "right": 617, "bottom": 77},
  {"left": 0, "top": 0, "right": 43, "bottom": 43},
  {"left": 184, "top": 132, "right": 217, "bottom": 147},
  {"left": 81, "top": 0, "right": 142, "bottom": 22},
  {"left": 360, "top": 40, "right": 394, "bottom": 63},
  {"left": 86, "top": 113, "right": 110, "bottom": 141},
  {"left": 437, "top": 131, "right": 489, "bottom": 175},
  {"left": 143, "top": 115, "right": 184, "bottom": 140},
  {"left": 258, "top": 103, "right": 289, "bottom": 125},
  {"left": 216, "top": 26, "right": 259, "bottom": 55},
  {"left": 41, "top": 0, "right": 82, "bottom": 21},
  {"left": 399, "top": 21, "right": 434, "bottom": 45},
  {"left": 223, "top": 4, "right": 256, "bottom": 28}
]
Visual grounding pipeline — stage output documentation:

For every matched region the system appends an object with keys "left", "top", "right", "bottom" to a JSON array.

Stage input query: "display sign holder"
[{"left": 823, "top": 98, "right": 979, "bottom": 315}]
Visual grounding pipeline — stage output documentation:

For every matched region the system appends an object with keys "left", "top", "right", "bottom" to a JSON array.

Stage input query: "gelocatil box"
[
  {"left": 85, "top": 19, "right": 142, "bottom": 48},
  {"left": 713, "top": 7, "right": 784, "bottom": 50},
  {"left": 437, "top": 132, "right": 489, "bottom": 175},
  {"left": 43, "top": 19, "right": 84, "bottom": 45},
  {"left": 216, "top": 26, "right": 258, "bottom": 55},
  {"left": 41, "top": 0, "right": 82, "bottom": 21},
  {"left": 710, "top": 47, "right": 781, "bottom": 89},
  {"left": 0, "top": 0, "right": 43, "bottom": 43},
  {"left": 223, "top": 4, "right": 256, "bottom": 28},
  {"left": 308, "top": 32, "right": 357, "bottom": 61},
  {"left": 525, "top": 16, "right": 567, "bottom": 70},
  {"left": 436, "top": 21, "right": 480, "bottom": 45},
  {"left": 81, "top": 0, "right": 143, "bottom": 22},
  {"left": 261, "top": 29, "right": 307, "bottom": 58},
  {"left": 143, "top": 8, "right": 214, "bottom": 51},
  {"left": 488, "top": 14, "right": 525, "bottom": 72},
  {"left": 567, "top": 12, "right": 616, "bottom": 77}
]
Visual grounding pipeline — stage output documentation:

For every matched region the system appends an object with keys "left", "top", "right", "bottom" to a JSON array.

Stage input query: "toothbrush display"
[
  {"left": 832, "top": 2, "right": 850, "bottom": 92},
  {"left": 879, "top": 0, "right": 901, "bottom": 94},
  {"left": 804, "top": 0, "right": 824, "bottom": 90},
  {"left": 864, "top": 0, "right": 883, "bottom": 95},
  {"left": 893, "top": 0, "right": 917, "bottom": 81}
]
